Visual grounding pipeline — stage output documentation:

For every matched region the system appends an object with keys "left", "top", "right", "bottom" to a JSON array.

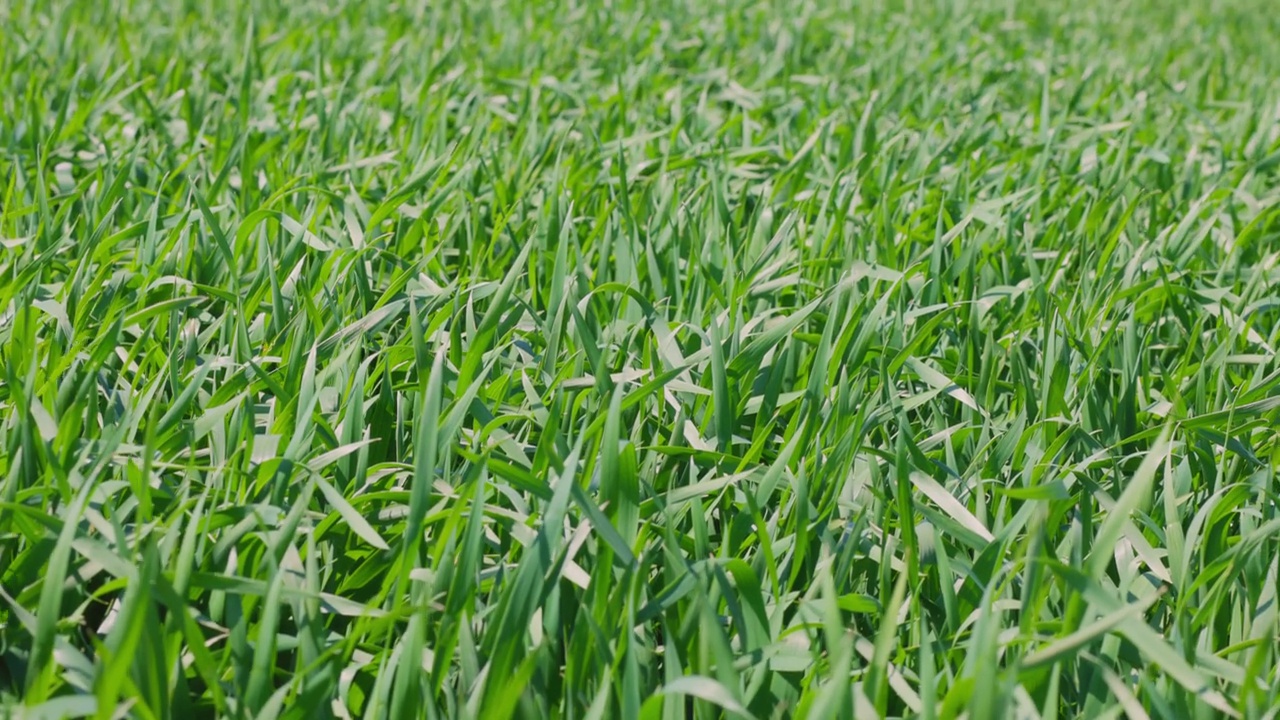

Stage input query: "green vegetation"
[{"left": 3, "top": 0, "right": 1280, "bottom": 717}]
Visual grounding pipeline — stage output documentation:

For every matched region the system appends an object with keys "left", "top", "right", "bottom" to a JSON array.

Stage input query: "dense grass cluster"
[{"left": 3, "top": 0, "right": 1280, "bottom": 717}]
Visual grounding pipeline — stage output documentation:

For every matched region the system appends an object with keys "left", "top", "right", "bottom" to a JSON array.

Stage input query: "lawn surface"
[{"left": 3, "top": 0, "right": 1280, "bottom": 717}]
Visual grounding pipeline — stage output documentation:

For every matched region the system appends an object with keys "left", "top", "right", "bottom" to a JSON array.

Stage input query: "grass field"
[{"left": 3, "top": 0, "right": 1280, "bottom": 717}]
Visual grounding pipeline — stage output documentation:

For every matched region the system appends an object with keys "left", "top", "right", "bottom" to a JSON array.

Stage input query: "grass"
[{"left": 2, "top": 0, "right": 1280, "bottom": 717}]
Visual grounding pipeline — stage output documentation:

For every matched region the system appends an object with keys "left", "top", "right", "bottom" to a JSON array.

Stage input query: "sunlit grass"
[{"left": 3, "top": 0, "right": 1280, "bottom": 717}]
